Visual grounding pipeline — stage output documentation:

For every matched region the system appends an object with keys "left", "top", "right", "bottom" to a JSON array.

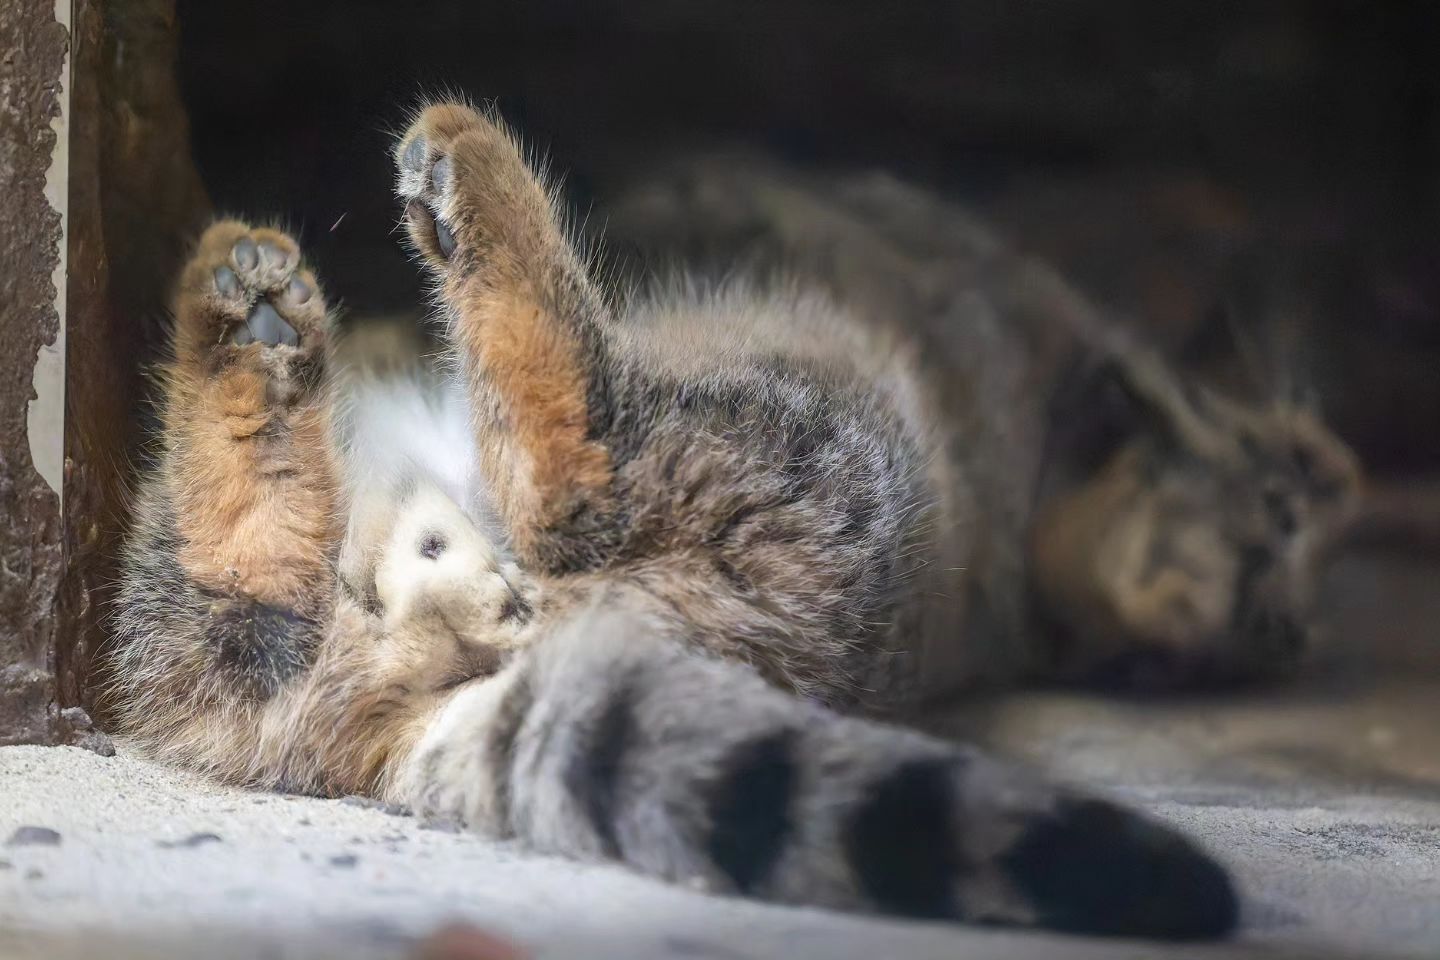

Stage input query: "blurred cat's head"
[{"left": 1031, "top": 344, "right": 1361, "bottom": 689}]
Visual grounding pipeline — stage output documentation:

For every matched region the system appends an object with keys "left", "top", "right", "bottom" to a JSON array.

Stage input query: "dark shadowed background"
[{"left": 175, "top": 0, "right": 1440, "bottom": 477}]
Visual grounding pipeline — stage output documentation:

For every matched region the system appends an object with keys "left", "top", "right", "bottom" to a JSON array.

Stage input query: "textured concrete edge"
[{"left": 0, "top": 0, "right": 68, "bottom": 743}]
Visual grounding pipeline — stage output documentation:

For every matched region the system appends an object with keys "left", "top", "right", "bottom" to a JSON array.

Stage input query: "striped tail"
[{"left": 401, "top": 598, "right": 1238, "bottom": 940}]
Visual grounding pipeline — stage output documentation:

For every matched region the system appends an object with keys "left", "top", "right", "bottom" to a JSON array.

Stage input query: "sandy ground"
[
  {"left": 3, "top": 671, "right": 1439, "bottom": 960},
  {"left": 4, "top": 548, "right": 1438, "bottom": 960}
]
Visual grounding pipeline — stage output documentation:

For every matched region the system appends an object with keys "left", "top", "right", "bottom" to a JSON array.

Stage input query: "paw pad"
[
  {"left": 402, "top": 135, "right": 427, "bottom": 173},
  {"left": 430, "top": 156, "right": 454, "bottom": 192},
  {"left": 258, "top": 240, "right": 289, "bottom": 271},
  {"left": 230, "top": 302, "right": 299, "bottom": 348},
  {"left": 233, "top": 237, "right": 259, "bottom": 271},
  {"left": 434, "top": 220, "right": 457, "bottom": 258},
  {"left": 286, "top": 276, "right": 313, "bottom": 305},
  {"left": 214, "top": 266, "right": 241, "bottom": 299},
  {"left": 393, "top": 106, "right": 495, "bottom": 265},
  {"left": 185, "top": 222, "right": 324, "bottom": 355}
]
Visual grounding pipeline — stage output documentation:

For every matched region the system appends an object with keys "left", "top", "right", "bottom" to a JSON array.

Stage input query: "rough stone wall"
[
  {"left": 58, "top": 0, "right": 209, "bottom": 719},
  {"left": 0, "top": 0, "right": 68, "bottom": 744},
  {"left": 0, "top": 0, "right": 208, "bottom": 742}
]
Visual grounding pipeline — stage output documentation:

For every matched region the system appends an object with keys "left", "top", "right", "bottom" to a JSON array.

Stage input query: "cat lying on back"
[{"left": 112, "top": 101, "right": 1360, "bottom": 940}]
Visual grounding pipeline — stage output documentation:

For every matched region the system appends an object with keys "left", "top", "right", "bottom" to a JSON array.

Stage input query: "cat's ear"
[
  {"left": 1044, "top": 342, "right": 1226, "bottom": 482},
  {"left": 1106, "top": 343, "right": 1232, "bottom": 456},
  {"left": 1179, "top": 278, "right": 1317, "bottom": 413},
  {"left": 1043, "top": 357, "right": 1157, "bottom": 479}
]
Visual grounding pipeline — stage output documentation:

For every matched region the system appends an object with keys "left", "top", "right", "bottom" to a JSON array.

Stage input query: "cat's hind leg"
[
  {"left": 113, "top": 221, "right": 342, "bottom": 775},
  {"left": 392, "top": 102, "right": 615, "bottom": 572},
  {"left": 117, "top": 222, "right": 542, "bottom": 795},
  {"left": 164, "top": 220, "right": 339, "bottom": 614}
]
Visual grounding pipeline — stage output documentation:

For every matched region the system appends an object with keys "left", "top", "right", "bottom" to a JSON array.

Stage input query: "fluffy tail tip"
[{"left": 1001, "top": 797, "right": 1240, "bottom": 940}]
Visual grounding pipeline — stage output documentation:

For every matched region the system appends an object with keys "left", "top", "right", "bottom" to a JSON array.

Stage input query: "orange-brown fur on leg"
[
  {"left": 164, "top": 221, "right": 339, "bottom": 614},
  {"left": 394, "top": 104, "right": 614, "bottom": 570},
  {"left": 112, "top": 223, "right": 529, "bottom": 799}
]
